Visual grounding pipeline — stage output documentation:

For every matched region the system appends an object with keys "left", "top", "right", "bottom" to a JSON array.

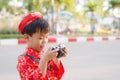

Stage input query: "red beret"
[{"left": 18, "top": 12, "right": 43, "bottom": 34}]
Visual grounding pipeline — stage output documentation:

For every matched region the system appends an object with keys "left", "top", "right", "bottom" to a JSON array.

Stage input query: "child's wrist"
[{"left": 42, "top": 56, "right": 49, "bottom": 62}]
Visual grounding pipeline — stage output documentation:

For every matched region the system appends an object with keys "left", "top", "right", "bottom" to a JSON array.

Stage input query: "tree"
[
  {"left": 54, "top": 0, "right": 75, "bottom": 20},
  {"left": 109, "top": 0, "right": 120, "bottom": 8},
  {"left": 84, "top": 0, "right": 104, "bottom": 19},
  {"left": 64, "top": 0, "right": 75, "bottom": 12},
  {"left": 109, "top": 0, "right": 120, "bottom": 31},
  {"left": 84, "top": 0, "right": 104, "bottom": 34},
  {"left": 23, "top": 0, "right": 43, "bottom": 12},
  {"left": 0, "top": 0, "right": 12, "bottom": 12},
  {"left": 109, "top": 0, "right": 120, "bottom": 17}
]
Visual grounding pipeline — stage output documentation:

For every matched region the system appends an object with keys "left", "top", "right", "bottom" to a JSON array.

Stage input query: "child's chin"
[
  {"left": 38, "top": 48, "right": 43, "bottom": 52},
  {"left": 39, "top": 46, "right": 44, "bottom": 50}
]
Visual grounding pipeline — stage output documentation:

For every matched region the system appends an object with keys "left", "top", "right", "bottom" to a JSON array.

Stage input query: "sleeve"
[
  {"left": 52, "top": 60, "right": 65, "bottom": 80},
  {"left": 17, "top": 56, "right": 45, "bottom": 80}
]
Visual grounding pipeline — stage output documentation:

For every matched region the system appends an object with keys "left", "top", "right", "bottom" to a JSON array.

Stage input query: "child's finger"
[
  {"left": 51, "top": 48, "right": 59, "bottom": 53},
  {"left": 63, "top": 48, "right": 68, "bottom": 57},
  {"left": 64, "top": 48, "right": 68, "bottom": 54},
  {"left": 48, "top": 47, "right": 52, "bottom": 51}
]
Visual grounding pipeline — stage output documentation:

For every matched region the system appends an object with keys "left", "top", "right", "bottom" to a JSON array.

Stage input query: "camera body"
[{"left": 52, "top": 44, "right": 65, "bottom": 58}]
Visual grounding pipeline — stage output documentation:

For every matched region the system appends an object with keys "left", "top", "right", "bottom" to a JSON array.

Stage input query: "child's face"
[{"left": 27, "top": 32, "right": 49, "bottom": 52}]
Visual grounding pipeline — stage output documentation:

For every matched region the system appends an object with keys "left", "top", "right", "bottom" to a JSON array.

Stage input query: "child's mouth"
[{"left": 40, "top": 45, "right": 44, "bottom": 49}]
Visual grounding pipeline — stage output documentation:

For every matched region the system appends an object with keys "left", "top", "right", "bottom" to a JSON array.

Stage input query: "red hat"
[{"left": 18, "top": 12, "right": 43, "bottom": 34}]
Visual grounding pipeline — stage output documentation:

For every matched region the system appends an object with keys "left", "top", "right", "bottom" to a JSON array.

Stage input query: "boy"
[{"left": 17, "top": 12, "right": 67, "bottom": 80}]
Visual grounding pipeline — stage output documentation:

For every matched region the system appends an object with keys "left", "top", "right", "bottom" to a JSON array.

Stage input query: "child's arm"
[
  {"left": 17, "top": 56, "right": 46, "bottom": 80},
  {"left": 53, "top": 58, "right": 65, "bottom": 80},
  {"left": 39, "top": 56, "right": 48, "bottom": 77},
  {"left": 54, "top": 47, "right": 68, "bottom": 68},
  {"left": 54, "top": 58, "right": 60, "bottom": 68},
  {"left": 39, "top": 48, "right": 59, "bottom": 76}
]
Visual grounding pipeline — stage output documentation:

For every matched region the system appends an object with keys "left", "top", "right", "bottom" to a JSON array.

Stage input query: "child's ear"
[{"left": 23, "top": 34, "right": 29, "bottom": 40}]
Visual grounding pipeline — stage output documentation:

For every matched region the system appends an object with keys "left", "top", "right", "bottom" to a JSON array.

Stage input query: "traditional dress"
[{"left": 17, "top": 48, "right": 64, "bottom": 80}]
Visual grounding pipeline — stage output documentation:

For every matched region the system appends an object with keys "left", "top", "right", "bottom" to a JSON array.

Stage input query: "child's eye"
[
  {"left": 45, "top": 36, "right": 48, "bottom": 38},
  {"left": 39, "top": 37, "right": 43, "bottom": 39}
]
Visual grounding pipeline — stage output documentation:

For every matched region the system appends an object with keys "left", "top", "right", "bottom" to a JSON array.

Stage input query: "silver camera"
[{"left": 52, "top": 44, "right": 65, "bottom": 58}]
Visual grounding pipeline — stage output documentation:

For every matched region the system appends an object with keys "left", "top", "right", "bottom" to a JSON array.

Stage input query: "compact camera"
[{"left": 52, "top": 44, "right": 65, "bottom": 58}]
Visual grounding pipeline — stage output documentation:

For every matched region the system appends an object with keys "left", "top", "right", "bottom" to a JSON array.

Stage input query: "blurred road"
[{"left": 0, "top": 41, "right": 120, "bottom": 80}]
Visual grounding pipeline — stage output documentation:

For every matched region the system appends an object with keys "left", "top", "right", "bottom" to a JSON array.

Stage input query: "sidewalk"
[{"left": 0, "top": 36, "right": 120, "bottom": 46}]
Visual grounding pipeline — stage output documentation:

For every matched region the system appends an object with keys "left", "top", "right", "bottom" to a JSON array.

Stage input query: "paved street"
[{"left": 0, "top": 41, "right": 120, "bottom": 80}]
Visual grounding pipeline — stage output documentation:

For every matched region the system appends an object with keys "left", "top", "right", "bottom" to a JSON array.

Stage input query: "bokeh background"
[
  {"left": 0, "top": 0, "right": 120, "bottom": 80},
  {"left": 0, "top": 0, "right": 120, "bottom": 38}
]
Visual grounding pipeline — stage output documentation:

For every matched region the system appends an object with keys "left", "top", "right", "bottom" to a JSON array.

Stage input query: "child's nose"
[{"left": 42, "top": 38, "right": 48, "bottom": 44}]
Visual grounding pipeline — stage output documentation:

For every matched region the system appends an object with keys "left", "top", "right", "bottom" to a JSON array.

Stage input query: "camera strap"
[
  {"left": 18, "top": 53, "right": 52, "bottom": 70},
  {"left": 18, "top": 53, "right": 40, "bottom": 63}
]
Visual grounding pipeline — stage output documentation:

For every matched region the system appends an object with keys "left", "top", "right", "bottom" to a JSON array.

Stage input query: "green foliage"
[
  {"left": 84, "top": 0, "right": 104, "bottom": 13},
  {"left": 109, "top": 0, "right": 120, "bottom": 8},
  {"left": 64, "top": 0, "right": 75, "bottom": 12},
  {"left": 43, "top": 0, "right": 51, "bottom": 11},
  {"left": 0, "top": 28, "right": 23, "bottom": 39},
  {"left": 84, "top": 0, "right": 97, "bottom": 12},
  {"left": 83, "top": 0, "right": 105, "bottom": 25},
  {"left": 0, "top": 0, "right": 9, "bottom": 11},
  {"left": 0, "top": 28, "right": 19, "bottom": 34},
  {"left": 23, "top": 0, "right": 43, "bottom": 12},
  {"left": 0, "top": 0, "right": 77, "bottom": 16},
  {"left": 0, "top": 34, "right": 23, "bottom": 39}
]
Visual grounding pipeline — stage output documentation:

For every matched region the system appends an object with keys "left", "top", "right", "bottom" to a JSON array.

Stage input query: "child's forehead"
[{"left": 34, "top": 32, "right": 49, "bottom": 36}]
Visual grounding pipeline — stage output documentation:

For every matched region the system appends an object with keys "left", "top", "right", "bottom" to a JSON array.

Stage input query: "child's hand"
[
  {"left": 43, "top": 47, "right": 59, "bottom": 61},
  {"left": 62, "top": 48, "right": 68, "bottom": 57}
]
